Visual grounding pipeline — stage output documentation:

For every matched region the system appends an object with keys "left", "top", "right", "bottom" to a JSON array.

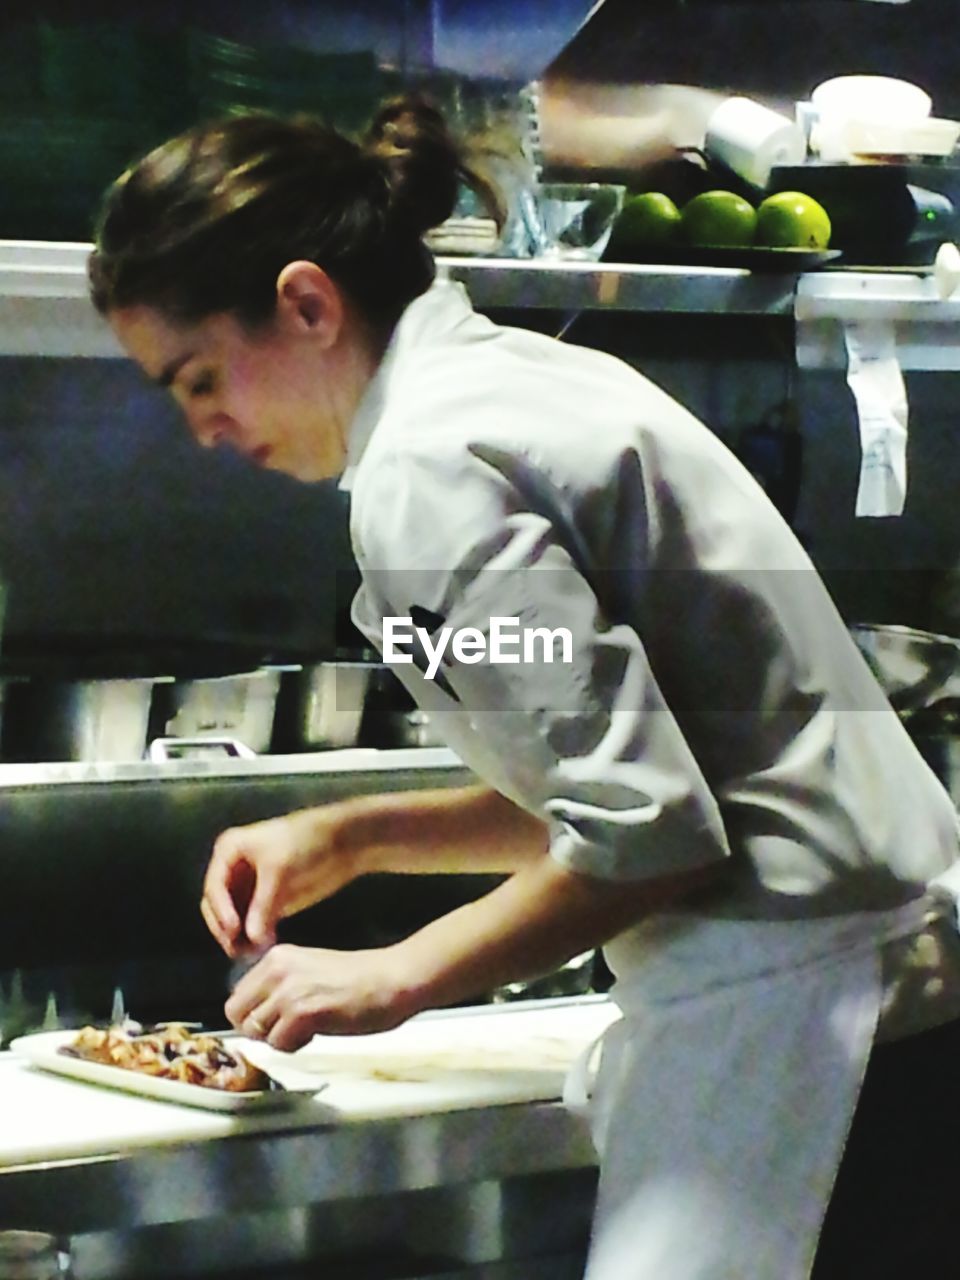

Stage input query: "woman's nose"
[{"left": 190, "top": 410, "right": 232, "bottom": 449}]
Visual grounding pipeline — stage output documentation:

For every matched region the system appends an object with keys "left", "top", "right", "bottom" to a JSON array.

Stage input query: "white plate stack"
[{"left": 425, "top": 216, "right": 501, "bottom": 257}]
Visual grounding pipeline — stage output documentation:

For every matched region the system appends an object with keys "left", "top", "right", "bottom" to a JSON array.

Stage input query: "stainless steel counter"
[
  {"left": 1, "top": 998, "right": 608, "bottom": 1279},
  {"left": 0, "top": 746, "right": 604, "bottom": 1277},
  {"left": 0, "top": 1099, "right": 596, "bottom": 1233},
  {"left": 1, "top": 1108, "right": 598, "bottom": 1278}
]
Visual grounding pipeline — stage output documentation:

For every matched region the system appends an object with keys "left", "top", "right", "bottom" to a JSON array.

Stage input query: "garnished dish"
[
  {"left": 60, "top": 1021, "right": 270, "bottom": 1092},
  {"left": 13, "top": 1023, "right": 328, "bottom": 1112}
]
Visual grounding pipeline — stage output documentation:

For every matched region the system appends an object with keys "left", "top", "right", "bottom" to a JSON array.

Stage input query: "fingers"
[
  {"left": 200, "top": 895, "right": 238, "bottom": 958},
  {"left": 226, "top": 946, "right": 321, "bottom": 1051},
  {"left": 201, "top": 832, "right": 250, "bottom": 956},
  {"left": 201, "top": 828, "right": 284, "bottom": 957},
  {"left": 224, "top": 950, "right": 295, "bottom": 1047},
  {"left": 224, "top": 948, "right": 275, "bottom": 1035},
  {"left": 224, "top": 944, "right": 412, "bottom": 1051},
  {"left": 244, "top": 872, "right": 281, "bottom": 951}
]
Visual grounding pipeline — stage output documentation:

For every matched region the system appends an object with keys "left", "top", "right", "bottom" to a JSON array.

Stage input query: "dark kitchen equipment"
[{"left": 768, "top": 163, "right": 960, "bottom": 266}]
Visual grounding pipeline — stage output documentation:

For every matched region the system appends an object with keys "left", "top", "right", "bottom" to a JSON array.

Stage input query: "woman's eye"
[{"left": 188, "top": 373, "right": 215, "bottom": 398}]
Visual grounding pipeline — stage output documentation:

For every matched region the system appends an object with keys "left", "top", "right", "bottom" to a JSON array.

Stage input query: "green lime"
[
  {"left": 609, "top": 192, "right": 682, "bottom": 258},
  {"left": 755, "top": 191, "right": 832, "bottom": 249},
  {"left": 680, "top": 190, "right": 757, "bottom": 249}
]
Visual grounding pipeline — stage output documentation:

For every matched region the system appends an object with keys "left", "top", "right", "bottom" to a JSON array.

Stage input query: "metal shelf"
[
  {"left": 438, "top": 256, "right": 798, "bottom": 317},
  {"left": 0, "top": 744, "right": 464, "bottom": 791},
  {"left": 0, "top": 239, "right": 121, "bottom": 357},
  {"left": 0, "top": 243, "right": 795, "bottom": 360},
  {"left": 1, "top": 242, "right": 957, "bottom": 369}
]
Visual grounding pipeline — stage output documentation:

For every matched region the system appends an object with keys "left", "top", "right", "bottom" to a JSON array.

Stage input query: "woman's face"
[{"left": 110, "top": 266, "right": 376, "bottom": 483}]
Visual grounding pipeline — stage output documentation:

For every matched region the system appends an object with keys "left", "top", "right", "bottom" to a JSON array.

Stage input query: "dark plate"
[{"left": 608, "top": 247, "right": 842, "bottom": 272}]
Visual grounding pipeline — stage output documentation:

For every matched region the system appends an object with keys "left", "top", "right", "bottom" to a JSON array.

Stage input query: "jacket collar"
[{"left": 339, "top": 277, "right": 474, "bottom": 491}]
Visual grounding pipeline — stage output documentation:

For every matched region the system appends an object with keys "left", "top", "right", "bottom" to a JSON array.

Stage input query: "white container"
[
  {"left": 811, "top": 75, "right": 932, "bottom": 125},
  {"left": 836, "top": 116, "right": 960, "bottom": 159},
  {"left": 811, "top": 75, "right": 938, "bottom": 162},
  {"left": 705, "top": 96, "right": 806, "bottom": 189}
]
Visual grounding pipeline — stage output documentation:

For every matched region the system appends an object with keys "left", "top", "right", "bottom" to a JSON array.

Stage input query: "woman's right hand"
[{"left": 200, "top": 807, "right": 357, "bottom": 958}]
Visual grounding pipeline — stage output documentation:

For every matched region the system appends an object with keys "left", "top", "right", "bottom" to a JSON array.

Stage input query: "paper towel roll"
[{"left": 705, "top": 96, "right": 806, "bottom": 189}]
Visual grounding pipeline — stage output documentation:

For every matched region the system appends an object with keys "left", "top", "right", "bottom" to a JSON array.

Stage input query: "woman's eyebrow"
[{"left": 156, "top": 350, "right": 195, "bottom": 387}]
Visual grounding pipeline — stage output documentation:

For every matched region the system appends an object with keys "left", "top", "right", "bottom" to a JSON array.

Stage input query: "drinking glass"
[{"left": 535, "top": 183, "right": 626, "bottom": 260}]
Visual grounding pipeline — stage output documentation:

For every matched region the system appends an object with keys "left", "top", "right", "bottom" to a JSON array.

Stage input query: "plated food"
[
  {"left": 13, "top": 1024, "right": 328, "bottom": 1113},
  {"left": 61, "top": 1021, "right": 270, "bottom": 1093}
]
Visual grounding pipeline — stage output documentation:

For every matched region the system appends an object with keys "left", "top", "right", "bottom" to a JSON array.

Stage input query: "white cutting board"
[{"left": 0, "top": 998, "right": 620, "bottom": 1167}]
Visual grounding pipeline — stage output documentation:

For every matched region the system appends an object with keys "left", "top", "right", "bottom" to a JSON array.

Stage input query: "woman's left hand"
[{"left": 224, "top": 943, "right": 419, "bottom": 1050}]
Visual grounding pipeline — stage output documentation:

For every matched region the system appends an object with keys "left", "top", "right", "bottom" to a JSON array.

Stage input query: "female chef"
[{"left": 89, "top": 98, "right": 960, "bottom": 1278}]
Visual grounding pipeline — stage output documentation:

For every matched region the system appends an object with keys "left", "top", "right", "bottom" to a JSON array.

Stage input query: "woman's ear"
[{"left": 274, "top": 261, "right": 344, "bottom": 348}]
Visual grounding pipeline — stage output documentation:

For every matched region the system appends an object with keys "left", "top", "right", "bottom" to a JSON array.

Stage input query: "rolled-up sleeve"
[
  {"left": 352, "top": 443, "right": 731, "bottom": 885},
  {"left": 440, "top": 549, "right": 730, "bottom": 882}
]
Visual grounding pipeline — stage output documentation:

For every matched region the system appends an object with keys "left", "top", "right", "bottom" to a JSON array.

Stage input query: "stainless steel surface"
[
  {"left": 0, "top": 744, "right": 463, "bottom": 789},
  {"left": 60, "top": 1171, "right": 594, "bottom": 1279},
  {"left": 439, "top": 256, "right": 796, "bottom": 316},
  {"left": 5, "top": 240, "right": 960, "bottom": 372},
  {"left": 278, "top": 662, "right": 374, "bottom": 750},
  {"left": 2, "top": 677, "right": 158, "bottom": 763},
  {"left": 0, "top": 240, "right": 121, "bottom": 357},
  {"left": 851, "top": 623, "right": 960, "bottom": 809},
  {"left": 0, "top": 1101, "right": 597, "bottom": 1234},
  {"left": 147, "top": 736, "right": 257, "bottom": 762},
  {"left": 158, "top": 668, "right": 283, "bottom": 755},
  {"left": 850, "top": 623, "right": 960, "bottom": 720},
  {"left": 491, "top": 950, "right": 597, "bottom": 1004}
]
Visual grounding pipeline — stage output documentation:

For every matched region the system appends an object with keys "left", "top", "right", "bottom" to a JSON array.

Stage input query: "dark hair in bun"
[{"left": 89, "top": 95, "right": 501, "bottom": 330}]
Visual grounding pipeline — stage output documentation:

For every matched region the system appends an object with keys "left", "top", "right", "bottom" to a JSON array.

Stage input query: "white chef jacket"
[{"left": 341, "top": 278, "right": 960, "bottom": 1277}]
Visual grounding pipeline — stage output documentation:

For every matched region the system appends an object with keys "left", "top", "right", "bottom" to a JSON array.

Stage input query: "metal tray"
[{"left": 10, "top": 1029, "right": 328, "bottom": 1113}]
